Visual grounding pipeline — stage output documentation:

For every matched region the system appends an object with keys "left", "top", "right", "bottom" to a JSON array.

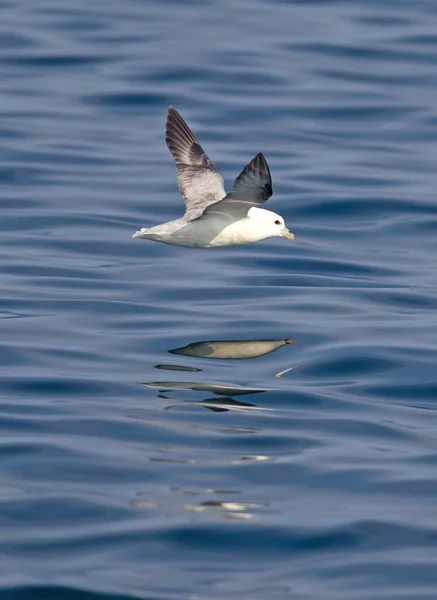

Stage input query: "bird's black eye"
[{"left": 274, "top": 219, "right": 281, "bottom": 225}]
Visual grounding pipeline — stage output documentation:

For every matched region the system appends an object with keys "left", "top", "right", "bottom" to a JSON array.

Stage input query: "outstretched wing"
[
  {"left": 205, "top": 152, "right": 273, "bottom": 218},
  {"left": 165, "top": 107, "right": 226, "bottom": 219}
]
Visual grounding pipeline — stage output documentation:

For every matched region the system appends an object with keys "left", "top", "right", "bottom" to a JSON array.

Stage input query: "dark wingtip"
[
  {"left": 256, "top": 153, "right": 271, "bottom": 186},
  {"left": 165, "top": 106, "right": 206, "bottom": 167},
  {"left": 249, "top": 152, "right": 272, "bottom": 188},
  {"left": 166, "top": 105, "right": 179, "bottom": 125},
  {"left": 166, "top": 106, "right": 192, "bottom": 135},
  {"left": 166, "top": 106, "right": 183, "bottom": 128},
  {"left": 254, "top": 152, "right": 269, "bottom": 170},
  {"left": 247, "top": 152, "right": 269, "bottom": 172}
]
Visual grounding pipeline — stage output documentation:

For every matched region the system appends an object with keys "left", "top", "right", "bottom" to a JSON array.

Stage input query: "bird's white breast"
[{"left": 167, "top": 215, "right": 261, "bottom": 248}]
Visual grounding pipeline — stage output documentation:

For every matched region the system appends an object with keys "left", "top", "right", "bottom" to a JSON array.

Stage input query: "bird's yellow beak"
[{"left": 281, "top": 228, "right": 295, "bottom": 241}]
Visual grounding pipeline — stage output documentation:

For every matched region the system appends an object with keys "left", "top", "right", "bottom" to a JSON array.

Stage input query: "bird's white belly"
[{"left": 169, "top": 216, "right": 258, "bottom": 248}]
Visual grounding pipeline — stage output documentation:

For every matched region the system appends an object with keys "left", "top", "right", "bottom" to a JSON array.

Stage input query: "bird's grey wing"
[
  {"left": 204, "top": 152, "right": 272, "bottom": 218},
  {"left": 165, "top": 106, "right": 226, "bottom": 219}
]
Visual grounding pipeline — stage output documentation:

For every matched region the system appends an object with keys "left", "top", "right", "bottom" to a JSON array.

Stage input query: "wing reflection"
[
  {"left": 169, "top": 337, "right": 295, "bottom": 360},
  {"left": 142, "top": 335, "right": 297, "bottom": 412},
  {"left": 142, "top": 381, "right": 264, "bottom": 396},
  {"left": 141, "top": 381, "right": 266, "bottom": 412},
  {"left": 161, "top": 396, "right": 273, "bottom": 413},
  {"left": 155, "top": 364, "right": 202, "bottom": 372}
]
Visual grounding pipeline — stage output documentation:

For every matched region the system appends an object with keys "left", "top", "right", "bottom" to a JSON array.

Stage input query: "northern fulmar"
[{"left": 133, "top": 107, "right": 294, "bottom": 248}]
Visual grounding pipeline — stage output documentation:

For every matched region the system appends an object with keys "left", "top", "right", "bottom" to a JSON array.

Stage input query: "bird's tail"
[{"left": 132, "top": 227, "right": 149, "bottom": 239}]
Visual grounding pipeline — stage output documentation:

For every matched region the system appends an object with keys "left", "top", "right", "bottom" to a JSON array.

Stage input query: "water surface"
[{"left": 1, "top": 1, "right": 437, "bottom": 598}]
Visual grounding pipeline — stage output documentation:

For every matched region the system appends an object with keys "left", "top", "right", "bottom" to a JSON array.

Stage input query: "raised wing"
[
  {"left": 205, "top": 152, "right": 272, "bottom": 218},
  {"left": 165, "top": 107, "right": 226, "bottom": 218}
]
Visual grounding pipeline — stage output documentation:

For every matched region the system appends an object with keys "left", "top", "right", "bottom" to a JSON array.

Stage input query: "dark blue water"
[{"left": 2, "top": 1, "right": 437, "bottom": 598}]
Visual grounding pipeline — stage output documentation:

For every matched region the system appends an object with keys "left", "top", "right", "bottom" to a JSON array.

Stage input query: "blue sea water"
[{"left": 1, "top": 0, "right": 437, "bottom": 598}]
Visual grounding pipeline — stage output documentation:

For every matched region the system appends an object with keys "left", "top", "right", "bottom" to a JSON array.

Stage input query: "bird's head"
[{"left": 247, "top": 207, "right": 294, "bottom": 241}]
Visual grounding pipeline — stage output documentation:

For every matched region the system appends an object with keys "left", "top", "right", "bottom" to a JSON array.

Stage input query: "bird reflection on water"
[
  {"left": 169, "top": 337, "right": 295, "bottom": 360},
  {"left": 131, "top": 486, "right": 268, "bottom": 520},
  {"left": 143, "top": 336, "right": 297, "bottom": 412},
  {"left": 135, "top": 337, "right": 297, "bottom": 519}
]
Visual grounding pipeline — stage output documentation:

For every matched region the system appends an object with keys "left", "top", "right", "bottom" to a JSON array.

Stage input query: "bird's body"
[
  {"left": 133, "top": 107, "right": 294, "bottom": 248},
  {"left": 138, "top": 207, "right": 286, "bottom": 248}
]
